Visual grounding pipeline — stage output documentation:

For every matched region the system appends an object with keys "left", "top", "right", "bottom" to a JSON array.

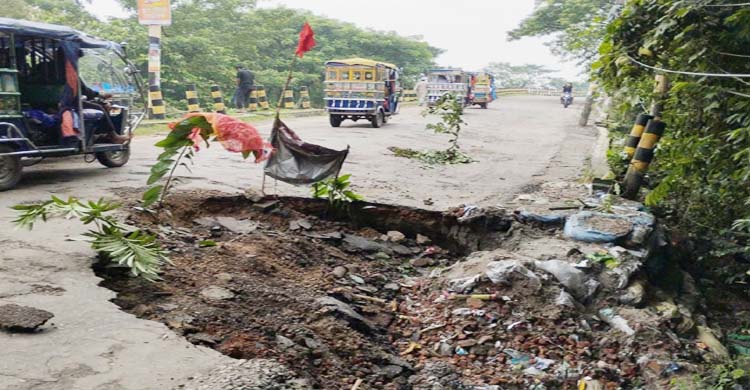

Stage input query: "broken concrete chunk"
[
  {"left": 386, "top": 231, "right": 406, "bottom": 243},
  {"left": 342, "top": 234, "right": 391, "bottom": 253},
  {"left": 195, "top": 216, "right": 258, "bottom": 234},
  {"left": 189, "top": 332, "right": 221, "bottom": 345},
  {"left": 200, "top": 286, "right": 236, "bottom": 300},
  {"left": 416, "top": 234, "right": 431, "bottom": 245},
  {"left": 289, "top": 219, "right": 313, "bottom": 231},
  {"left": 0, "top": 304, "right": 54, "bottom": 332},
  {"left": 331, "top": 266, "right": 348, "bottom": 278},
  {"left": 410, "top": 257, "right": 430, "bottom": 267},
  {"left": 316, "top": 297, "right": 373, "bottom": 331}
]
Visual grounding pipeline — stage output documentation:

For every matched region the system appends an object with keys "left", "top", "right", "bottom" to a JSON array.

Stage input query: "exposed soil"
[
  {"left": 96, "top": 190, "right": 701, "bottom": 389},
  {"left": 97, "top": 191, "right": 509, "bottom": 389}
]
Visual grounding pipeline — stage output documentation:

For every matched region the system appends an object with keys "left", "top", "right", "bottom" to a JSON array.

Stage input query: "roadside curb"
[{"left": 141, "top": 109, "right": 326, "bottom": 126}]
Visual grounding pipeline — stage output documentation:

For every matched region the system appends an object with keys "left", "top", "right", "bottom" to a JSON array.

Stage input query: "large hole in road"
[{"left": 95, "top": 191, "right": 514, "bottom": 389}]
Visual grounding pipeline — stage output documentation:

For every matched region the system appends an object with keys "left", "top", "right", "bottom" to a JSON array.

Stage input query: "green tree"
[
  {"left": 13, "top": 0, "right": 441, "bottom": 109},
  {"left": 508, "top": 0, "right": 615, "bottom": 64},
  {"left": 595, "top": 0, "right": 750, "bottom": 236}
]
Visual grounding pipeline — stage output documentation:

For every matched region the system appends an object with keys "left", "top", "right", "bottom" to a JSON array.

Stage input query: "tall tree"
[{"left": 508, "top": 0, "right": 614, "bottom": 64}]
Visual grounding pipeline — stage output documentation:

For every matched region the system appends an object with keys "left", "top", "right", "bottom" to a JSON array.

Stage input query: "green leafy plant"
[
  {"left": 143, "top": 116, "right": 211, "bottom": 208},
  {"left": 423, "top": 92, "right": 472, "bottom": 164},
  {"left": 390, "top": 93, "right": 473, "bottom": 165},
  {"left": 12, "top": 196, "right": 170, "bottom": 281},
  {"left": 311, "top": 174, "right": 364, "bottom": 209}
]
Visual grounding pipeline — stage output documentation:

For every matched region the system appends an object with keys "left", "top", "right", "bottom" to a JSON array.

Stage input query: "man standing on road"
[
  {"left": 414, "top": 76, "right": 428, "bottom": 106},
  {"left": 234, "top": 64, "right": 254, "bottom": 113}
]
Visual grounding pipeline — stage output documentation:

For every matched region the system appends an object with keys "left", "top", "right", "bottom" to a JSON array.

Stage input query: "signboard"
[{"left": 137, "top": 0, "right": 172, "bottom": 26}]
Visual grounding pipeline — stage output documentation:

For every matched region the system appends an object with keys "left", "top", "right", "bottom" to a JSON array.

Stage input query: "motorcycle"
[{"left": 561, "top": 92, "right": 573, "bottom": 108}]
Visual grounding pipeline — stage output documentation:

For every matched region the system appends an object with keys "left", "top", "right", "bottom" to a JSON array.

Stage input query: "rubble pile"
[{"left": 101, "top": 185, "right": 725, "bottom": 389}]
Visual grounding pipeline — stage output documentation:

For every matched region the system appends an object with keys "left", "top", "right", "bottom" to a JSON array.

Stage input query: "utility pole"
[{"left": 137, "top": 0, "right": 171, "bottom": 119}]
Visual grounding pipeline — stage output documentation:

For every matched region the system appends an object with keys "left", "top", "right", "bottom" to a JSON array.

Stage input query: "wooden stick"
[
  {"left": 352, "top": 293, "right": 387, "bottom": 304},
  {"left": 276, "top": 55, "right": 298, "bottom": 118},
  {"left": 350, "top": 378, "right": 363, "bottom": 390}
]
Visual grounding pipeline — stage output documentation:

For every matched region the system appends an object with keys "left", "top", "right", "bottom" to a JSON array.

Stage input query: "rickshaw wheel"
[
  {"left": 0, "top": 145, "right": 22, "bottom": 191},
  {"left": 371, "top": 111, "right": 384, "bottom": 128},
  {"left": 96, "top": 148, "right": 131, "bottom": 168}
]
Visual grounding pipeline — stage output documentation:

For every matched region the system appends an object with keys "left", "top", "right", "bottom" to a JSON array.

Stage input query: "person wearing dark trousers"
[{"left": 234, "top": 64, "right": 254, "bottom": 113}]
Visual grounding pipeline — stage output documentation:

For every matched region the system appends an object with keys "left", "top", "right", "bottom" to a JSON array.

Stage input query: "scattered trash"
[
  {"left": 598, "top": 308, "right": 635, "bottom": 336},
  {"left": 455, "top": 346, "right": 468, "bottom": 355},
  {"left": 535, "top": 259, "right": 589, "bottom": 299},
  {"left": 516, "top": 210, "right": 566, "bottom": 225},
  {"left": 485, "top": 260, "right": 541, "bottom": 290},
  {"left": 728, "top": 333, "right": 750, "bottom": 356},
  {"left": 697, "top": 326, "right": 730, "bottom": 360},
  {"left": 564, "top": 211, "right": 634, "bottom": 243},
  {"left": 586, "top": 251, "right": 619, "bottom": 269},
  {"left": 198, "top": 239, "right": 217, "bottom": 248},
  {"left": 555, "top": 289, "right": 579, "bottom": 308},
  {"left": 504, "top": 349, "right": 531, "bottom": 367}
]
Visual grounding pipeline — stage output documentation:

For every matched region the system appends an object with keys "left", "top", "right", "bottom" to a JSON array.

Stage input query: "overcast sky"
[{"left": 84, "top": 0, "right": 585, "bottom": 80}]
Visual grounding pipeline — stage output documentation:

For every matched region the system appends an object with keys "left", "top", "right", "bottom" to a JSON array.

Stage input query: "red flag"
[{"left": 295, "top": 22, "right": 316, "bottom": 57}]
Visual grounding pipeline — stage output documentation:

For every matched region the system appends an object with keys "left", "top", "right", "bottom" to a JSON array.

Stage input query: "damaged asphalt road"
[{"left": 0, "top": 96, "right": 599, "bottom": 389}]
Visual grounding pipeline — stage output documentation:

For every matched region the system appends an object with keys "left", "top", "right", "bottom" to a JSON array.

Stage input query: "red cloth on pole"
[{"left": 295, "top": 22, "right": 316, "bottom": 58}]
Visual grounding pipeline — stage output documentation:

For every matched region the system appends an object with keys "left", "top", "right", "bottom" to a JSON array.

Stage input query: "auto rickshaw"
[
  {"left": 324, "top": 58, "right": 400, "bottom": 128},
  {"left": 468, "top": 72, "right": 494, "bottom": 109},
  {"left": 426, "top": 68, "right": 469, "bottom": 107},
  {"left": 0, "top": 17, "right": 146, "bottom": 190}
]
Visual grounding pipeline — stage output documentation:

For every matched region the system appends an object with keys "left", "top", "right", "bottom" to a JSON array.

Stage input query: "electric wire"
[{"left": 626, "top": 55, "right": 750, "bottom": 78}]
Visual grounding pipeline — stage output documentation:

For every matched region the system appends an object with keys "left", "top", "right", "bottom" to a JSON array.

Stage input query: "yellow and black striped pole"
[
  {"left": 256, "top": 85, "right": 269, "bottom": 110},
  {"left": 147, "top": 25, "right": 165, "bottom": 119},
  {"left": 210, "top": 85, "right": 226, "bottom": 114},
  {"left": 623, "top": 114, "right": 653, "bottom": 159},
  {"left": 248, "top": 89, "right": 258, "bottom": 111},
  {"left": 149, "top": 84, "right": 166, "bottom": 120},
  {"left": 298, "top": 86, "right": 310, "bottom": 109},
  {"left": 623, "top": 74, "right": 668, "bottom": 199},
  {"left": 623, "top": 119, "right": 667, "bottom": 198},
  {"left": 283, "top": 89, "right": 295, "bottom": 109},
  {"left": 185, "top": 84, "right": 200, "bottom": 113}
]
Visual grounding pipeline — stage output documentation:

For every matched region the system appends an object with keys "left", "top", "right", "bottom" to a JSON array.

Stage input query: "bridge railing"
[{"left": 497, "top": 88, "right": 587, "bottom": 97}]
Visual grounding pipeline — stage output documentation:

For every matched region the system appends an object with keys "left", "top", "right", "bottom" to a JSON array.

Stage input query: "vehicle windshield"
[{"left": 79, "top": 48, "right": 140, "bottom": 99}]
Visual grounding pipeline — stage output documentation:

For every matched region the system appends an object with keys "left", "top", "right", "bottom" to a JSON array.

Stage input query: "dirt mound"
[{"left": 97, "top": 190, "right": 705, "bottom": 389}]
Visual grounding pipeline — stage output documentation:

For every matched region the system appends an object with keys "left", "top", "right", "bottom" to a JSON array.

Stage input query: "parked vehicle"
[
  {"left": 469, "top": 72, "right": 493, "bottom": 109},
  {"left": 0, "top": 17, "right": 146, "bottom": 191},
  {"left": 426, "top": 68, "right": 469, "bottom": 107},
  {"left": 561, "top": 92, "right": 573, "bottom": 108},
  {"left": 324, "top": 58, "right": 400, "bottom": 128}
]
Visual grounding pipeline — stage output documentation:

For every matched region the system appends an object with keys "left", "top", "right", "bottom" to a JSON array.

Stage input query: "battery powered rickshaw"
[
  {"left": 0, "top": 18, "right": 146, "bottom": 191},
  {"left": 324, "top": 58, "right": 400, "bottom": 128},
  {"left": 468, "top": 72, "right": 493, "bottom": 109},
  {"left": 426, "top": 68, "right": 469, "bottom": 107}
]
